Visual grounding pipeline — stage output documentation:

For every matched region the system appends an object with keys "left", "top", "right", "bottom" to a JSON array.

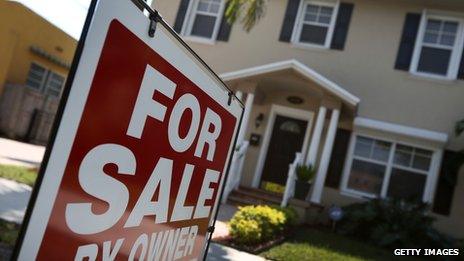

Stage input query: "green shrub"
[
  {"left": 337, "top": 198, "right": 456, "bottom": 249},
  {"left": 296, "top": 165, "right": 316, "bottom": 182},
  {"left": 229, "top": 205, "right": 297, "bottom": 245},
  {"left": 271, "top": 205, "right": 298, "bottom": 226}
]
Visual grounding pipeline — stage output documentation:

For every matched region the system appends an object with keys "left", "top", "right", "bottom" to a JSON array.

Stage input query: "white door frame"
[{"left": 252, "top": 104, "right": 314, "bottom": 188}]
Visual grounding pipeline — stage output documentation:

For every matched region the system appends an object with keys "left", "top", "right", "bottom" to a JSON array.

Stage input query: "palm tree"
[{"left": 224, "top": 0, "right": 267, "bottom": 32}]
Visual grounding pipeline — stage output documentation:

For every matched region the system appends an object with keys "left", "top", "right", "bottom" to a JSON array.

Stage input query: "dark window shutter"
[
  {"left": 330, "top": 3, "right": 354, "bottom": 50},
  {"left": 279, "top": 0, "right": 301, "bottom": 42},
  {"left": 217, "top": 4, "right": 232, "bottom": 41},
  {"left": 173, "top": 0, "right": 191, "bottom": 33},
  {"left": 394, "top": 13, "right": 421, "bottom": 71},
  {"left": 433, "top": 150, "right": 462, "bottom": 216},
  {"left": 457, "top": 47, "right": 464, "bottom": 79},
  {"left": 325, "top": 129, "right": 351, "bottom": 188}
]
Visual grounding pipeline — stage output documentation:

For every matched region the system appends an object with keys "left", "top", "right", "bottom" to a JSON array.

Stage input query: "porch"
[{"left": 220, "top": 59, "right": 360, "bottom": 209}]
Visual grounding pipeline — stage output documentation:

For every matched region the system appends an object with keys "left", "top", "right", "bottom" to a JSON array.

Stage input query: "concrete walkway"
[
  {"left": 0, "top": 178, "right": 32, "bottom": 223},
  {"left": 0, "top": 138, "right": 45, "bottom": 168},
  {"left": 207, "top": 243, "right": 266, "bottom": 261}
]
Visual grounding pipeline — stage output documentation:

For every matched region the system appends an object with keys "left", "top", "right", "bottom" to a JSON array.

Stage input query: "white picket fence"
[
  {"left": 281, "top": 152, "right": 303, "bottom": 207},
  {"left": 221, "top": 141, "right": 249, "bottom": 204}
]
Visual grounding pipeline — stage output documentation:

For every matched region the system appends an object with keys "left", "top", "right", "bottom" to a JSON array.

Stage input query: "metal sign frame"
[{"left": 11, "top": 0, "right": 243, "bottom": 259}]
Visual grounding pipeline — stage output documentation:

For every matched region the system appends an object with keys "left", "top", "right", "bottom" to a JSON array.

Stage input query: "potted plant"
[{"left": 294, "top": 165, "right": 316, "bottom": 200}]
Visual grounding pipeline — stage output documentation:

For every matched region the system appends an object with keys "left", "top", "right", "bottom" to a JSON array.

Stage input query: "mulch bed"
[{"left": 213, "top": 228, "right": 296, "bottom": 254}]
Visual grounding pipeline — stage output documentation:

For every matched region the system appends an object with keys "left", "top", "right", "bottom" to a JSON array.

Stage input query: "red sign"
[{"left": 15, "top": 0, "right": 242, "bottom": 260}]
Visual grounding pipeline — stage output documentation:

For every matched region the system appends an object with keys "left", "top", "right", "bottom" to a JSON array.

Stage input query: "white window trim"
[
  {"left": 44, "top": 71, "right": 67, "bottom": 98},
  {"left": 181, "top": 0, "right": 226, "bottom": 44},
  {"left": 291, "top": 0, "right": 340, "bottom": 49},
  {"left": 340, "top": 132, "right": 443, "bottom": 203},
  {"left": 410, "top": 9, "right": 464, "bottom": 81}
]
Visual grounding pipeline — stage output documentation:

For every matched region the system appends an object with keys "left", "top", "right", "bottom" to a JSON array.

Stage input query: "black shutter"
[
  {"left": 330, "top": 3, "right": 354, "bottom": 50},
  {"left": 279, "top": 0, "right": 301, "bottom": 42},
  {"left": 217, "top": 3, "right": 232, "bottom": 41},
  {"left": 394, "top": 13, "right": 421, "bottom": 71},
  {"left": 458, "top": 48, "right": 464, "bottom": 79},
  {"left": 433, "top": 150, "right": 462, "bottom": 216},
  {"left": 325, "top": 129, "right": 351, "bottom": 188},
  {"left": 173, "top": 0, "right": 191, "bottom": 33}
]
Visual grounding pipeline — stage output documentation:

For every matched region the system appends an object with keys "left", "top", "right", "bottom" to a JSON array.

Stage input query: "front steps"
[{"left": 227, "top": 186, "right": 283, "bottom": 206}]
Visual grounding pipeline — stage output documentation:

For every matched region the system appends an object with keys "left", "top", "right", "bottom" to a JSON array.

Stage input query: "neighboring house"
[
  {"left": 155, "top": 0, "right": 464, "bottom": 238},
  {"left": 0, "top": 1, "right": 76, "bottom": 144}
]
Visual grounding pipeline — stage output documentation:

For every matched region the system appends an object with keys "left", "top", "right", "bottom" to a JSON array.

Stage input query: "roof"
[{"left": 220, "top": 59, "right": 360, "bottom": 107}]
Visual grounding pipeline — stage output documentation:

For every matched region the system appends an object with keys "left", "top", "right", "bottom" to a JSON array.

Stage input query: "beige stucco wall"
[
  {"left": 155, "top": 0, "right": 464, "bottom": 150},
  {"left": 154, "top": 0, "right": 464, "bottom": 238}
]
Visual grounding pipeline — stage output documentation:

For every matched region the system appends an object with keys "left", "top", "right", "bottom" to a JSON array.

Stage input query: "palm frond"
[{"left": 225, "top": 0, "right": 266, "bottom": 32}]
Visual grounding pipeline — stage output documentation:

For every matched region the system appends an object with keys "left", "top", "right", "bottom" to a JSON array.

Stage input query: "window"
[
  {"left": 411, "top": 12, "right": 464, "bottom": 79},
  {"left": 25, "top": 63, "right": 65, "bottom": 98},
  {"left": 292, "top": 1, "right": 338, "bottom": 48},
  {"left": 184, "top": 0, "right": 224, "bottom": 41},
  {"left": 26, "top": 63, "right": 47, "bottom": 90},
  {"left": 44, "top": 72, "right": 65, "bottom": 97},
  {"left": 343, "top": 135, "right": 436, "bottom": 202}
]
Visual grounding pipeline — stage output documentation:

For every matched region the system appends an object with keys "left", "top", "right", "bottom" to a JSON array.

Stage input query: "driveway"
[
  {"left": 0, "top": 178, "right": 31, "bottom": 223},
  {"left": 0, "top": 138, "right": 45, "bottom": 168}
]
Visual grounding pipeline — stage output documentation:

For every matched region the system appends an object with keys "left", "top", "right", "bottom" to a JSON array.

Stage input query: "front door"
[{"left": 260, "top": 115, "right": 308, "bottom": 190}]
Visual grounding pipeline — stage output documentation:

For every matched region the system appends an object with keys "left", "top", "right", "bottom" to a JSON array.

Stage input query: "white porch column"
[
  {"left": 310, "top": 108, "right": 340, "bottom": 203},
  {"left": 236, "top": 92, "right": 254, "bottom": 147},
  {"left": 305, "top": 106, "right": 326, "bottom": 167},
  {"left": 235, "top": 91, "right": 243, "bottom": 101}
]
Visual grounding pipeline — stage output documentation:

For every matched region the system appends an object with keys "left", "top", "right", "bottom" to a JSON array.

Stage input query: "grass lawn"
[
  {"left": 260, "top": 227, "right": 414, "bottom": 261},
  {"left": 0, "top": 164, "right": 37, "bottom": 186},
  {"left": 0, "top": 219, "right": 20, "bottom": 247}
]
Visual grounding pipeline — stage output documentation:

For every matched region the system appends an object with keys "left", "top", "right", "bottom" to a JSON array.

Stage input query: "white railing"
[
  {"left": 281, "top": 152, "right": 303, "bottom": 207},
  {"left": 222, "top": 141, "right": 250, "bottom": 203}
]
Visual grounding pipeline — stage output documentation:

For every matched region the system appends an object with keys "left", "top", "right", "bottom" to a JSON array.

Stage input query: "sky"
[
  {"left": 13, "top": 0, "right": 155, "bottom": 40},
  {"left": 13, "top": 0, "right": 91, "bottom": 39}
]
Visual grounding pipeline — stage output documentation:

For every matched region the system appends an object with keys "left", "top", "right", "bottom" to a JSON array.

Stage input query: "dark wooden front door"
[{"left": 261, "top": 115, "right": 308, "bottom": 187}]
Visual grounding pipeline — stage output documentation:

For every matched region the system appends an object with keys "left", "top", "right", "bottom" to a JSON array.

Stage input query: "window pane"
[
  {"left": 423, "top": 32, "right": 439, "bottom": 44},
  {"left": 426, "top": 19, "right": 441, "bottom": 31},
  {"left": 394, "top": 145, "right": 413, "bottom": 167},
  {"left": 306, "top": 4, "right": 318, "bottom": 14},
  {"left": 190, "top": 14, "right": 216, "bottom": 38},
  {"left": 372, "top": 140, "right": 391, "bottom": 162},
  {"left": 197, "top": 1, "right": 208, "bottom": 12},
  {"left": 209, "top": 2, "right": 220, "bottom": 13},
  {"left": 318, "top": 15, "right": 331, "bottom": 24},
  {"left": 443, "top": 21, "right": 458, "bottom": 33},
  {"left": 440, "top": 34, "right": 455, "bottom": 46},
  {"left": 387, "top": 168, "right": 426, "bottom": 200},
  {"left": 299, "top": 24, "right": 328, "bottom": 45},
  {"left": 354, "top": 136, "right": 373, "bottom": 158},
  {"left": 320, "top": 6, "right": 333, "bottom": 15},
  {"left": 304, "top": 13, "right": 318, "bottom": 22},
  {"left": 26, "top": 63, "right": 47, "bottom": 90},
  {"left": 412, "top": 154, "right": 431, "bottom": 171},
  {"left": 347, "top": 159, "right": 385, "bottom": 195},
  {"left": 417, "top": 47, "right": 451, "bottom": 76}
]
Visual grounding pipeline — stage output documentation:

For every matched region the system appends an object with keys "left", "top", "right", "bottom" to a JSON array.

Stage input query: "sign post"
[{"left": 12, "top": 0, "right": 243, "bottom": 259}]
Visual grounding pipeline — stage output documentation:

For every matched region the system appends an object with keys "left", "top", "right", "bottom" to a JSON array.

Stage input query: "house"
[
  {"left": 153, "top": 0, "right": 464, "bottom": 238},
  {"left": 0, "top": 1, "right": 76, "bottom": 144}
]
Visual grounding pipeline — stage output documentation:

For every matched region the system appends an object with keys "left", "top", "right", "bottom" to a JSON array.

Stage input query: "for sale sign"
[{"left": 14, "top": 0, "right": 243, "bottom": 260}]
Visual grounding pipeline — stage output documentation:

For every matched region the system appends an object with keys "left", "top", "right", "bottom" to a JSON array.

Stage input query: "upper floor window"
[
  {"left": 410, "top": 12, "right": 464, "bottom": 80},
  {"left": 183, "top": 0, "right": 225, "bottom": 41},
  {"left": 342, "top": 135, "right": 437, "bottom": 202},
  {"left": 291, "top": 1, "right": 339, "bottom": 48},
  {"left": 26, "top": 63, "right": 65, "bottom": 98}
]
